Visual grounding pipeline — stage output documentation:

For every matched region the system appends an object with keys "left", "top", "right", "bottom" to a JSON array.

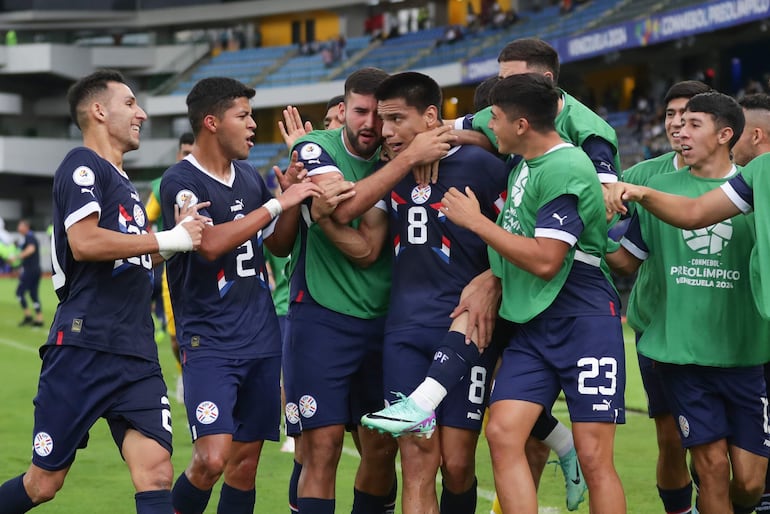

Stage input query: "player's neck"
[
  {"left": 520, "top": 131, "right": 566, "bottom": 161},
  {"left": 82, "top": 133, "right": 124, "bottom": 172},
  {"left": 674, "top": 152, "right": 686, "bottom": 170},
  {"left": 191, "top": 144, "right": 232, "bottom": 181},
  {"left": 689, "top": 151, "right": 733, "bottom": 179}
]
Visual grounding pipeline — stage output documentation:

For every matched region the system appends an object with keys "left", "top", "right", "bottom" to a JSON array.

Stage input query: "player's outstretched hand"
[
  {"left": 440, "top": 186, "right": 482, "bottom": 230},
  {"left": 604, "top": 182, "right": 646, "bottom": 215},
  {"left": 450, "top": 270, "right": 501, "bottom": 347},
  {"left": 279, "top": 105, "right": 314, "bottom": 149},
  {"left": 310, "top": 174, "right": 356, "bottom": 220},
  {"left": 402, "top": 125, "right": 457, "bottom": 167},
  {"left": 274, "top": 150, "right": 309, "bottom": 191}
]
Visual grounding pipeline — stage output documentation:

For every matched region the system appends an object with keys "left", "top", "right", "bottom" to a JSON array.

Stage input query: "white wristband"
[
  {"left": 155, "top": 215, "right": 194, "bottom": 260},
  {"left": 263, "top": 198, "right": 283, "bottom": 220}
]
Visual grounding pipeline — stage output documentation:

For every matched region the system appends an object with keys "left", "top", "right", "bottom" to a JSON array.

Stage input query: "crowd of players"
[{"left": 0, "top": 33, "right": 769, "bottom": 514}]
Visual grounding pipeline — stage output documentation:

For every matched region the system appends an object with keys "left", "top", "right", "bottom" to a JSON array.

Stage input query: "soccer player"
[
  {"left": 159, "top": 77, "right": 320, "bottom": 514},
  {"left": 0, "top": 69, "right": 206, "bottom": 514},
  {"left": 359, "top": 71, "right": 509, "bottom": 514},
  {"left": 606, "top": 91, "right": 770, "bottom": 514},
  {"left": 146, "top": 131, "right": 195, "bottom": 404},
  {"left": 15, "top": 219, "right": 44, "bottom": 327},
  {"left": 621, "top": 79, "right": 710, "bottom": 514},
  {"left": 324, "top": 94, "right": 345, "bottom": 129},
  {"left": 284, "top": 67, "right": 454, "bottom": 514},
  {"left": 440, "top": 73, "right": 626, "bottom": 514}
]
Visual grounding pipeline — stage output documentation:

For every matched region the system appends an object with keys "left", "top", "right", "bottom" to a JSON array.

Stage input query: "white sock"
[
  {"left": 542, "top": 421, "right": 574, "bottom": 458},
  {"left": 408, "top": 377, "right": 447, "bottom": 412}
]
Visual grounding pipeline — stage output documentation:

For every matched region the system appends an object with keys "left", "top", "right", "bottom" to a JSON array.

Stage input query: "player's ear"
[
  {"left": 424, "top": 105, "right": 439, "bottom": 129},
  {"left": 91, "top": 101, "right": 106, "bottom": 122},
  {"left": 337, "top": 101, "right": 345, "bottom": 122},
  {"left": 203, "top": 114, "right": 217, "bottom": 133},
  {"left": 718, "top": 126, "right": 733, "bottom": 146}
]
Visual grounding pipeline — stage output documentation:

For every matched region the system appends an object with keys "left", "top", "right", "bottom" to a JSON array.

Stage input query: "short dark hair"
[
  {"left": 186, "top": 77, "right": 255, "bottom": 134},
  {"left": 498, "top": 38, "right": 560, "bottom": 84},
  {"left": 67, "top": 69, "right": 126, "bottom": 130},
  {"left": 663, "top": 80, "right": 711, "bottom": 106},
  {"left": 326, "top": 95, "right": 345, "bottom": 110},
  {"left": 686, "top": 91, "right": 745, "bottom": 149},
  {"left": 178, "top": 132, "right": 194, "bottom": 147},
  {"left": 375, "top": 71, "right": 442, "bottom": 117},
  {"left": 489, "top": 73, "right": 559, "bottom": 133},
  {"left": 740, "top": 93, "right": 770, "bottom": 112},
  {"left": 473, "top": 76, "right": 499, "bottom": 112},
  {"left": 344, "top": 67, "right": 389, "bottom": 101}
]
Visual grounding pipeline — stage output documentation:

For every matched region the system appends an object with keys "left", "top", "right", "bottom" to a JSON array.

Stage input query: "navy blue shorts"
[
  {"left": 32, "top": 346, "right": 172, "bottom": 471},
  {"left": 636, "top": 334, "right": 671, "bottom": 418},
  {"left": 491, "top": 315, "right": 626, "bottom": 424},
  {"left": 182, "top": 352, "right": 281, "bottom": 443},
  {"left": 659, "top": 363, "right": 770, "bottom": 456},
  {"left": 383, "top": 326, "right": 501, "bottom": 431},
  {"left": 284, "top": 302, "right": 385, "bottom": 431}
]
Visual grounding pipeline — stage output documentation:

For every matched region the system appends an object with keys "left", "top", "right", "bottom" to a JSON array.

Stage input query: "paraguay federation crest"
[
  {"left": 411, "top": 184, "right": 431, "bottom": 204},
  {"left": 678, "top": 414, "right": 690, "bottom": 438},
  {"left": 285, "top": 402, "right": 300, "bottom": 425},
  {"left": 33, "top": 431, "right": 54, "bottom": 457},
  {"left": 196, "top": 401, "right": 219, "bottom": 425},
  {"left": 299, "top": 395, "right": 317, "bottom": 418}
]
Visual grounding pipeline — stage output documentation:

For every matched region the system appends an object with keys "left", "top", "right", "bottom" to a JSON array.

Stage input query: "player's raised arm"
[{"left": 630, "top": 185, "right": 740, "bottom": 230}]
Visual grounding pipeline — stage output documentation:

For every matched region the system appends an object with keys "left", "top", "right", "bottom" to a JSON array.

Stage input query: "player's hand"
[
  {"left": 176, "top": 199, "right": 210, "bottom": 250},
  {"left": 412, "top": 161, "right": 440, "bottom": 186},
  {"left": 402, "top": 125, "right": 457, "bottom": 166},
  {"left": 310, "top": 174, "right": 356, "bottom": 220},
  {"left": 604, "top": 182, "right": 645, "bottom": 215},
  {"left": 279, "top": 105, "right": 314, "bottom": 149},
  {"left": 450, "top": 270, "right": 501, "bottom": 346},
  {"left": 274, "top": 151, "right": 309, "bottom": 191},
  {"left": 277, "top": 181, "right": 323, "bottom": 211},
  {"left": 439, "top": 186, "right": 483, "bottom": 230}
]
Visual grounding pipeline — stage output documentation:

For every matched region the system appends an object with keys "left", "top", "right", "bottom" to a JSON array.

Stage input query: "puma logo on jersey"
[
  {"left": 552, "top": 212, "right": 568, "bottom": 226},
  {"left": 81, "top": 187, "right": 95, "bottom": 197},
  {"left": 599, "top": 161, "right": 613, "bottom": 171},
  {"left": 230, "top": 199, "right": 244, "bottom": 212},
  {"left": 130, "top": 192, "right": 141, "bottom": 202}
]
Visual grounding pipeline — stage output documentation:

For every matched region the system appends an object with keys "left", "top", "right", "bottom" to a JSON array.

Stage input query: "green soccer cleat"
[
  {"left": 361, "top": 393, "right": 436, "bottom": 438},
  {"left": 559, "top": 448, "right": 587, "bottom": 511}
]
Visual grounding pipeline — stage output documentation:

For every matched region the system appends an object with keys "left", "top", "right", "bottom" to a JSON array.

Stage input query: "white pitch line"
[{"left": 0, "top": 336, "right": 37, "bottom": 354}]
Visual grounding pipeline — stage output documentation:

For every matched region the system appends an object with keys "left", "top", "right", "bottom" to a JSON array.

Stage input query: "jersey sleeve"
[
  {"left": 56, "top": 149, "right": 105, "bottom": 230},
  {"left": 581, "top": 135, "right": 618, "bottom": 184},
  {"left": 455, "top": 114, "right": 473, "bottom": 131},
  {"left": 293, "top": 141, "right": 343, "bottom": 177},
  {"left": 721, "top": 172, "right": 753, "bottom": 214},
  {"left": 533, "top": 194, "right": 583, "bottom": 246},
  {"left": 619, "top": 211, "right": 649, "bottom": 260}
]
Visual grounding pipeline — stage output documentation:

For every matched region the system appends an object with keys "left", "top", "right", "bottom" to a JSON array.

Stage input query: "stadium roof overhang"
[{"left": 0, "top": 0, "right": 364, "bottom": 31}]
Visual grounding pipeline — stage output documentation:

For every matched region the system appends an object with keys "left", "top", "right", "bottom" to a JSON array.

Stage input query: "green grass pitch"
[{"left": 0, "top": 276, "right": 663, "bottom": 512}]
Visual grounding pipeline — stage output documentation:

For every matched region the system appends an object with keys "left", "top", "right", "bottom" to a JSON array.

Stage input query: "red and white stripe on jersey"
[
  {"left": 432, "top": 235, "right": 451, "bottom": 263},
  {"left": 217, "top": 268, "right": 233, "bottom": 298}
]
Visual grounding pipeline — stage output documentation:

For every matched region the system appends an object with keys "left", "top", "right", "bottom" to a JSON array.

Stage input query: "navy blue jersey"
[
  {"left": 20, "top": 232, "right": 40, "bottom": 275},
  {"left": 160, "top": 156, "right": 281, "bottom": 359},
  {"left": 387, "top": 145, "right": 509, "bottom": 332},
  {"left": 47, "top": 147, "right": 156, "bottom": 361},
  {"left": 533, "top": 195, "right": 620, "bottom": 319}
]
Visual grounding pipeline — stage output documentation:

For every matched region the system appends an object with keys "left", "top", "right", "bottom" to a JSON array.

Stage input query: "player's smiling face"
[
  {"left": 215, "top": 96, "right": 256, "bottom": 161},
  {"left": 665, "top": 97, "right": 688, "bottom": 153},
  {"left": 343, "top": 91, "right": 383, "bottom": 158},
  {"left": 378, "top": 98, "right": 435, "bottom": 155},
  {"left": 489, "top": 104, "right": 520, "bottom": 155},
  {"left": 678, "top": 110, "right": 723, "bottom": 168},
  {"left": 103, "top": 81, "right": 146, "bottom": 152}
]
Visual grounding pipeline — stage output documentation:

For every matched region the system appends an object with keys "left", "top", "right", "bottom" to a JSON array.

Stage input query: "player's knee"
[
  {"left": 26, "top": 474, "right": 64, "bottom": 504},
  {"left": 733, "top": 472, "right": 766, "bottom": 502},
  {"left": 440, "top": 457, "right": 475, "bottom": 491},
  {"left": 693, "top": 451, "right": 730, "bottom": 482},
  {"left": 484, "top": 418, "right": 510, "bottom": 449},
  {"left": 191, "top": 448, "right": 227, "bottom": 479}
]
